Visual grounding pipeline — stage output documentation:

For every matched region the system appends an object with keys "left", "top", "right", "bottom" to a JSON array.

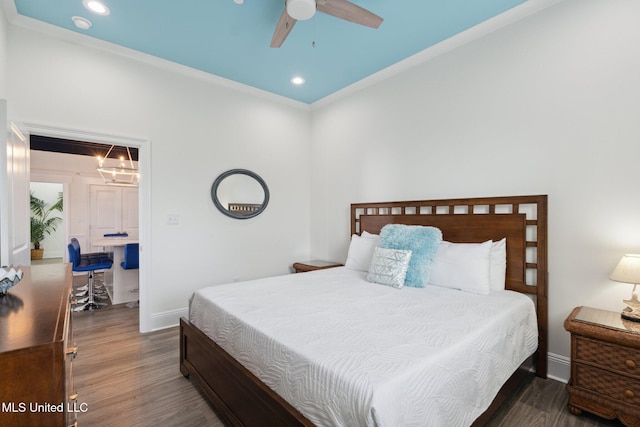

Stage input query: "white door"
[
  {"left": 90, "top": 185, "right": 123, "bottom": 238},
  {"left": 0, "top": 100, "right": 7, "bottom": 265},
  {"left": 0, "top": 102, "right": 31, "bottom": 266}
]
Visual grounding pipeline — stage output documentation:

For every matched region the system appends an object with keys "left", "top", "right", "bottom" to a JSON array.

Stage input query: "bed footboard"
[{"left": 180, "top": 317, "right": 313, "bottom": 427}]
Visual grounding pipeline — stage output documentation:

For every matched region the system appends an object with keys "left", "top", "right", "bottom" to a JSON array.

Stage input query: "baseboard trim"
[
  {"left": 547, "top": 352, "right": 570, "bottom": 383},
  {"left": 149, "top": 307, "right": 188, "bottom": 331}
]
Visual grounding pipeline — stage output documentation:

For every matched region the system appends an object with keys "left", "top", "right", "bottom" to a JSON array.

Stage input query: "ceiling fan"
[{"left": 270, "top": 0, "right": 383, "bottom": 48}]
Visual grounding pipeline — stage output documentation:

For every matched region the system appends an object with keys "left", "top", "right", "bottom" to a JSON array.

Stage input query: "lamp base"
[{"left": 621, "top": 310, "right": 640, "bottom": 322}]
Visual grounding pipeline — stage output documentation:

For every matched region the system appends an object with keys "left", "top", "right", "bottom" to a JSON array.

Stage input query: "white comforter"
[{"left": 189, "top": 267, "right": 538, "bottom": 427}]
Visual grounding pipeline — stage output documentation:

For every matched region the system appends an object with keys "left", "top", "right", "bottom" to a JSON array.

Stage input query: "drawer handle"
[
  {"left": 626, "top": 359, "right": 636, "bottom": 369},
  {"left": 69, "top": 393, "right": 78, "bottom": 401},
  {"left": 624, "top": 389, "right": 635, "bottom": 399},
  {"left": 66, "top": 346, "right": 78, "bottom": 358}
]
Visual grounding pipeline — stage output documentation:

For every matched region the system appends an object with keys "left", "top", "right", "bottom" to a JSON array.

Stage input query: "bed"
[{"left": 180, "top": 195, "right": 548, "bottom": 427}]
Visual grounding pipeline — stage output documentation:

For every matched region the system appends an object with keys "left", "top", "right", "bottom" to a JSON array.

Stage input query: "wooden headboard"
[{"left": 350, "top": 195, "right": 548, "bottom": 378}]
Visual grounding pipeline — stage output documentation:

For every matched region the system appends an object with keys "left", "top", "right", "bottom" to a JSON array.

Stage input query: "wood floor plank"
[
  {"left": 72, "top": 299, "right": 225, "bottom": 427},
  {"left": 70, "top": 286, "right": 623, "bottom": 426},
  {"left": 486, "top": 376, "right": 624, "bottom": 427}
]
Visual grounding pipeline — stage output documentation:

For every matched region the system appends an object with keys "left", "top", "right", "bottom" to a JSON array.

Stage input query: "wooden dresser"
[
  {"left": 0, "top": 264, "right": 77, "bottom": 427},
  {"left": 565, "top": 306, "right": 640, "bottom": 427}
]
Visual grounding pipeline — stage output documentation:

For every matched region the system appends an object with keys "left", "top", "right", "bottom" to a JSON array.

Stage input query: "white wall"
[
  {"left": 7, "top": 25, "right": 312, "bottom": 328},
  {"left": 310, "top": 0, "right": 640, "bottom": 380}
]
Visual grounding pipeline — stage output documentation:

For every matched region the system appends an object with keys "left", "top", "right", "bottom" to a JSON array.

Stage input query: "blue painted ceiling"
[{"left": 11, "top": 0, "right": 527, "bottom": 104}]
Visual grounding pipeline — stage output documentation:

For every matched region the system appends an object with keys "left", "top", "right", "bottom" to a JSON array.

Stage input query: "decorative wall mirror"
[{"left": 211, "top": 169, "right": 270, "bottom": 219}]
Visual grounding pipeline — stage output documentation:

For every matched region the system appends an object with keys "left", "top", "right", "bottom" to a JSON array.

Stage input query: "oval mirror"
[{"left": 211, "top": 169, "right": 270, "bottom": 219}]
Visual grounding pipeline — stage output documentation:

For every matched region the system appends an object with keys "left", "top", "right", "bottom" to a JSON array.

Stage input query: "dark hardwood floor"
[
  {"left": 485, "top": 375, "right": 623, "bottom": 427},
  {"left": 73, "top": 303, "right": 224, "bottom": 427},
  {"left": 72, "top": 294, "right": 622, "bottom": 426}
]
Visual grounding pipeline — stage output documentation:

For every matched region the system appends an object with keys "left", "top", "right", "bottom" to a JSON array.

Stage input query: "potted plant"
[{"left": 30, "top": 191, "right": 63, "bottom": 260}]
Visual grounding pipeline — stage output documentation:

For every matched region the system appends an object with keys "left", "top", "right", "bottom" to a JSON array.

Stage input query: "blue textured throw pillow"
[{"left": 377, "top": 224, "right": 443, "bottom": 288}]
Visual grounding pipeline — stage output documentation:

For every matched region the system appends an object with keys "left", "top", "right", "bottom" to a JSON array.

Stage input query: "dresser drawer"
[
  {"left": 575, "top": 363, "right": 640, "bottom": 406},
  {"left": 575, "top": 336, "right": 640, "bottom": 377}
]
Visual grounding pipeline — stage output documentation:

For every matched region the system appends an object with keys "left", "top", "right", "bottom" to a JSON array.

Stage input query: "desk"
[{"left": 92, "top": 237, "right": 139, "bottom": 304}]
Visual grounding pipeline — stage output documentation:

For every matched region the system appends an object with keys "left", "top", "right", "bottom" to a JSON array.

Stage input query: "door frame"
[{"left": 23, "top": 122, "right": 153, "bottom": 333}]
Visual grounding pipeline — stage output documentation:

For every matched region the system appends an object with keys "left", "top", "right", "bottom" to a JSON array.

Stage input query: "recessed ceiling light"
[
  {"left": 291, "top": 76, "right": 305, "bottom": 85},
  {"left": 83, "top": 0, "right": 110, "bottom": 16},
  {"left": 233, "top": 0, "right": 244, "bottom": 4},
  {"left": 72, "top": 16, "right": 92, "bottom": 30}
]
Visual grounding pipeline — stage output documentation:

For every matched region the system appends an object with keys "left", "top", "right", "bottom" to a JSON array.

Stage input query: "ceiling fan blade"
[
  {"left": 270, "top": 8, "right": 298, "bottom": 48},
  {"left": 316, "top": 0, "right": 383, "bottom": 29}
]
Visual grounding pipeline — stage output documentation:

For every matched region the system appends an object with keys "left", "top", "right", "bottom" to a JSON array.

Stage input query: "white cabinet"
[{"left": 90, "top": 185, "right": 138, "bottom": 238}]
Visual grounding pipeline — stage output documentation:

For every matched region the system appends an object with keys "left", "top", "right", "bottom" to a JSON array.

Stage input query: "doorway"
[
  {"left": 29, "top": 181, "right": 64, "bottom": 264},
  {"left": 25, "top": 123, "right": 151, "bottom": 332}
]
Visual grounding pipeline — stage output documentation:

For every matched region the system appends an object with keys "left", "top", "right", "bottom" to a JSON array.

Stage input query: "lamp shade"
[
  {"left": 610, "top": 254, "right": 640, "bottom": 284},
  {"left": 287, "top": 0, "right": 316, "bottom": 20}
]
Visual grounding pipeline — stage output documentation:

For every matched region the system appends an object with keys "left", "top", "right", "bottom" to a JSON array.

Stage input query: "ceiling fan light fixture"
[{"left": 286, "top": 0, "right": 316, "bottom": 21}]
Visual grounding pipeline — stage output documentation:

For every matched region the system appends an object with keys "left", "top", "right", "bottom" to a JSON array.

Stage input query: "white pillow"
[
  {"left": 428, "top": 240, "right": 492, "bottom": 295},
  {"left": 344, "top": 233, "right": 379, "bottom": 272},
  {"left": 490, "top": 238, "right": 507, "bottom": 291},
  {"left": 366, "top": 247, "right": 412, "bottom": 289}
]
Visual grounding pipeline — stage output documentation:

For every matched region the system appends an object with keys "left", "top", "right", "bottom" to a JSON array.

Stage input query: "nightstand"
[
  {"left": 292, "top": 260, "right": 343, "bottom": 273},
  {"left": 564, "top": 306, "right": 640, "bottom": 426}
]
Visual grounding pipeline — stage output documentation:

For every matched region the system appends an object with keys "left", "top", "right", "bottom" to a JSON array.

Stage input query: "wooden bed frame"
[{"left": 181, "top": 195, "right": 548, "bottom": 427}]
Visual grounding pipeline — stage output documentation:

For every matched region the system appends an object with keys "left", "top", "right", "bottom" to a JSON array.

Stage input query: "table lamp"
[{"left": 610, "top": 254, "right": 640, "bottom": 322}]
